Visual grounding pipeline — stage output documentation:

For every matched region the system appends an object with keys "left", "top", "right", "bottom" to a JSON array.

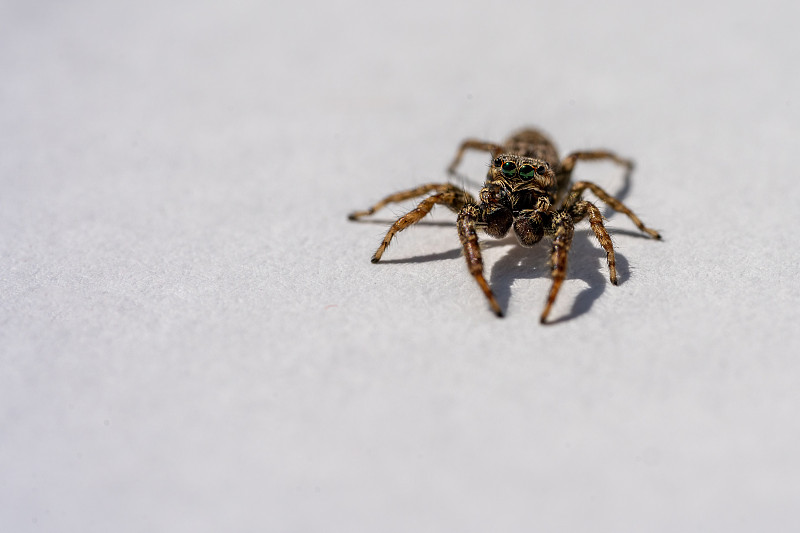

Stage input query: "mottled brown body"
[{"left": 349, "top": 128, "right": 661, "bottom": 322}]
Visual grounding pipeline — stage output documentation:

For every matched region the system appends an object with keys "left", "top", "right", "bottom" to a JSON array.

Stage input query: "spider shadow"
[
  {"left": 375, "top": 233, "right": 512, "bottom": 264},
  {"left": 349, "top": 218, "right": 455, "bottom": 228},
  {"left": 370, "top": 225, "right": 631, "bottom": 322},
  {"left": 350, "top": 216, "right": 465, "bottom": 264},
  {"left": 615, "top": 165, "right": 633, "bottom": 202},
  {"left": 487, "top": 229, "right": 630, "bottom": 323}
]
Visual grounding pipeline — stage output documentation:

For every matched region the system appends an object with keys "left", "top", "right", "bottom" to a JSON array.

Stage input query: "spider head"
[{"left": 489, "top": 154, "right": 556, "bottom": 191}]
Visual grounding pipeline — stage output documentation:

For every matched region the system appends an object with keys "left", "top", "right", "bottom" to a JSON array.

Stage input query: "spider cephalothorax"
[
  {"left": 476, "top": 154, "right": 557, "bottom": 241},
  {"left": 349, "top": 128, "right": 661, "bottom": 323}
]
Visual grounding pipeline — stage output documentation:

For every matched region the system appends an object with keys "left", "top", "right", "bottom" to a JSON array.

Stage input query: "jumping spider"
[{"left": 348, "top": 128, "right": 661, "bottom": 322}]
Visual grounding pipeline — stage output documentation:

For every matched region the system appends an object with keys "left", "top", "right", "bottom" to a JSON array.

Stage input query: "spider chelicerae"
[{"left": 348, "top": 128, "right": 661, "bottom": 323}]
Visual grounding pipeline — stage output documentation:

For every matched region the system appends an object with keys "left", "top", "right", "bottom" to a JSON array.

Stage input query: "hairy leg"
[
  {"left": 541, "top": 213, "right": 575, "bottom": 324},
  {"left": 564, "top": 181, "right": 661, "bottom": 239},
  {"left": 560, "top": 150, "right": 634, "bottom": 174},
  {"left": 348, "top": 183, "right": 471, "bottom": 220},
  {"left": 568, "top": 200, "right": 620, "bottom": 284},
  {"left": 458, "top": 206, "right": 503, "bottom": 317},
  {"left": 370, "top": 190, "right": 475, "bottom": 263},
  {"left": 446, "top": 139, "right": 504, "bottom": 175},
  {"left": 557, "top": 150, "right": 634, "bottom": 203}
]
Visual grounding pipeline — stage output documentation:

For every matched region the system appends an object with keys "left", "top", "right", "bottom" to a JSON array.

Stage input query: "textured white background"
[{"left": 2, "top": 0, "right": 799, "bottom": 531}]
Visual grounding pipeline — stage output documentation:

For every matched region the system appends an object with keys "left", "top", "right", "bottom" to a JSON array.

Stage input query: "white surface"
[{"left": 2, "top": 0, "right": 799, "bottom": 531}]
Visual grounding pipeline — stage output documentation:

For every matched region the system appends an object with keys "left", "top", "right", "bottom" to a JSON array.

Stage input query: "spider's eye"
[
  {"left": 501, "top": 161, "right": 517, "bottom": 177},
  {"left": 493, "top": 157, "right": 503, "bottom": 167},
  {"left": 536, "top": 165, "right": 547, "bottom": 175},
  {"left": 518, "top": 164, "right": 535, "bottom": 179}
]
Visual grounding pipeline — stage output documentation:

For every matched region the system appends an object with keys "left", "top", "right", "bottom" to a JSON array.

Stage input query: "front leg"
[
  {"left": 348, "top": 183, "right": 469, "bottom": 220},
  {"left": 447, "top": 139, "right": 504, "bottom": 175},
  {"left": 568, "top": 200, "right": 619, "bottom": 285},
  {"left": 371, "top": 189, "right": 475, "bottom": 263},
  {"left": 457, "top": 205, "right": 503, "bottom": 317},
  {"left": 541, "top": 212, "right": 575, "bottom": 324},
  {"left": 563, "top": 181, "right": 661, "bottom": 240}
]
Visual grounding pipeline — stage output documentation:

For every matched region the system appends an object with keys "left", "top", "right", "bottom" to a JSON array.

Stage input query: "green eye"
[
  {"left": 519, "top": 164, "right": 535, "bottom": 179},
  {"left": 501, "top": 161, "right": 517, "bottom": 177}
]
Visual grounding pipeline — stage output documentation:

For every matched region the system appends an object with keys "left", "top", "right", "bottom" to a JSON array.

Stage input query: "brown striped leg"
[
  {"left": 565, "top": 181, "right": 661, "bottom": 239},
  {"left": 370, "top": 190, "right": 475, "bottom": 263},
  {"left": 560, "top": 150, "right": 634, "bottom": 174},
  {"left": 348, "top": 183, "right": 469, "bottom": 220},
  {"left": 557, "top": 150, "right": 633, "bottom": 205},
  {"left": 541, "top": 213, "right": 575, "bottom": 324},
  {"left": 457, "top": 206, "right": 503, "bottom": 317},
  {"left": 569, "top": 200, "right": 619, "bottom": 285},
  {"left": 446, "top": 139, "right": 504, "bottom": 175}
]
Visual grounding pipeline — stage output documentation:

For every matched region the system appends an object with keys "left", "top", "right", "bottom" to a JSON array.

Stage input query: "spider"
[{"left": 348, "top": 128, "right": 661, "bottom": 323}]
